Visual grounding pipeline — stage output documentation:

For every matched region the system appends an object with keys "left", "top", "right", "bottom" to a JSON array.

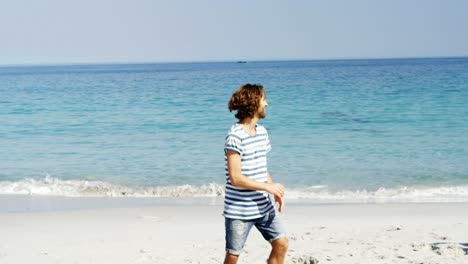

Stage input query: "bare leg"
[
  {"left": 224, "top": 253, "right": 239, "bottom": 264},
  {"left": 267, "top": 237, "right": 288, "bottom": 264}
]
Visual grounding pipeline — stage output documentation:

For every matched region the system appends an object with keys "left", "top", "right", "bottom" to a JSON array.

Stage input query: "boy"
[{"left": 224, "top": 83, "right": 288, "bottom": 264}]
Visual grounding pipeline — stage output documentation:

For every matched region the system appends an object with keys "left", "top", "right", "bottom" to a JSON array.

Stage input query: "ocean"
[{"left": 1, "top": 58, "right": 467, "bottom": 203}]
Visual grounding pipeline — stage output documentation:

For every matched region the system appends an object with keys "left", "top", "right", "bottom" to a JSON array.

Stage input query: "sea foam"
[{"left": 1, "top": 177, "right": 468, "bottom": 203}]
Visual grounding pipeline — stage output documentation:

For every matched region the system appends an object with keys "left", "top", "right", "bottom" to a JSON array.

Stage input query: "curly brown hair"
[{"left": 228, "top": 83, "right": 265, "bottom": 121}]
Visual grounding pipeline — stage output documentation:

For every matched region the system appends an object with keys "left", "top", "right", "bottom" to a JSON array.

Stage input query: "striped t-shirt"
[{"left": 223, "top": 123, "right": 275, "bottom": 220}]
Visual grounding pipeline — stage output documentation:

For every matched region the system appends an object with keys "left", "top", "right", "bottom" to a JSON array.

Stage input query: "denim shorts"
[{"left": 225, "top": 212, "right": 286, "bottom": 255}]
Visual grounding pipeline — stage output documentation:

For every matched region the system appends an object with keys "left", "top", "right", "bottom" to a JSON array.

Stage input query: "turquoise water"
[{"left": 1, "top": 58, "right": 468, "bottom": 201}]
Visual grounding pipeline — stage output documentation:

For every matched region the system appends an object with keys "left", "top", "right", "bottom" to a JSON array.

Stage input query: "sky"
[{"left": 1, "top": 0, "right": 467, "bottom": 65}]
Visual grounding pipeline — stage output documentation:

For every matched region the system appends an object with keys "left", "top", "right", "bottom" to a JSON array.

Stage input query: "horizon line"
[{"left": 1, "top": 55, "right": 467, "bottom": 68}]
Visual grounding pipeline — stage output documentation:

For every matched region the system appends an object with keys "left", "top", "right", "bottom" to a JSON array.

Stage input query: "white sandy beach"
[{"left": 1, "top": 197, "right": 467, "bottom": 264}]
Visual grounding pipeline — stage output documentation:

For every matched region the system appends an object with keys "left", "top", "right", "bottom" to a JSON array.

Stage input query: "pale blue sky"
[{"left": 1, "top": 0, "right": 467, "bottom": 65}]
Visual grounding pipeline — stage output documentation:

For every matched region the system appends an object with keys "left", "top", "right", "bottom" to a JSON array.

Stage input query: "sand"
[{"left": 0, "top": 196, "right": 467, "bottom": 264}]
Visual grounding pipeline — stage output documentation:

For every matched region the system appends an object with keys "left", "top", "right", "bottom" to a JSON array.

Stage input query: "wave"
[
  {"left": 0, "top": 176, "right": 224, "bottom": 198},
  {"left": 286, "top": 185, "right": 468, "bottom": 203},
  {"left": 1, "top": 177, "right": 468, "bottom": 203}
]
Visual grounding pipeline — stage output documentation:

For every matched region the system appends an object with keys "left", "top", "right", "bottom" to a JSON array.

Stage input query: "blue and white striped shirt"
[{"left": 223, "top": 123, "right": 275, "bottom": 220}]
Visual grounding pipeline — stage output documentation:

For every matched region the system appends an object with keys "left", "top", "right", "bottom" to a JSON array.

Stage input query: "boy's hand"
[
  {"left": 274, "top": 194, "right": 284, "bottom": 213},
  {"left": 266, "top": 183, "right": 285, "bottom": 198}
]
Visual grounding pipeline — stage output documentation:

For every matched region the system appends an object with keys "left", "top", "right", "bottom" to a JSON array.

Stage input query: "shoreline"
[
  {"left": 3, "top": 194, "right": 468, "bottom": 213},
  {"left": 1, "top": 198, "right": 467, "bottom": 263},
  {"left": 0, "top": 194, "right": 224, "bottom": 213},
  {"left": 2, "top": 177, "right": 468, "bottom": 206}
]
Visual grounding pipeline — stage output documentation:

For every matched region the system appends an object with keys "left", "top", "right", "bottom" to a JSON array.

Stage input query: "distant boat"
[{"left": 236, "top": 61, "right": 247, "bottom": 63}]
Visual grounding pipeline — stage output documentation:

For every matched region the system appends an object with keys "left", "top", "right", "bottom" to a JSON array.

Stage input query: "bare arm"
[{"left": 226, "top": 150, "right": 284, "bottom": 197}]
